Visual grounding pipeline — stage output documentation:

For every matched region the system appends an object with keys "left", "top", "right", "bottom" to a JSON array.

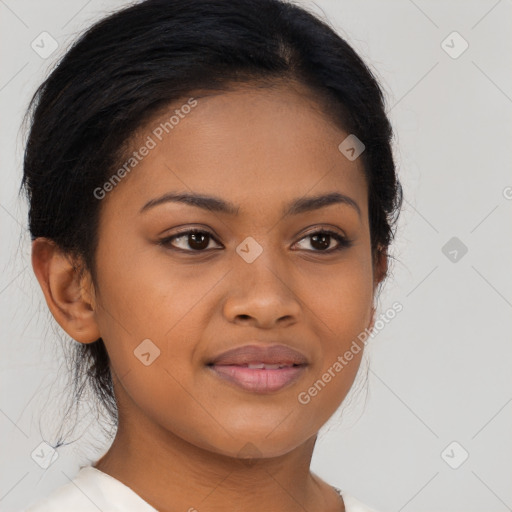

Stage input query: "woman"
[{"left": 21, "top": 0, "right": 402, "bottom": 510}]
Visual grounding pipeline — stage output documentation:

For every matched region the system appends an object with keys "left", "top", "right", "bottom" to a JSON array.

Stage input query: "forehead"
[{"left": 102, "top": 84, "right": 368, "bottom": 222}]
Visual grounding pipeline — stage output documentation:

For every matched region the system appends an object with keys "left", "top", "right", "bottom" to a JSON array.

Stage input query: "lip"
[
  {"left": 208, "top": 344, "right": 309, "bottom": 366},
  {"left": 206, "top": 344, "right": 309, "bottom": 394}
]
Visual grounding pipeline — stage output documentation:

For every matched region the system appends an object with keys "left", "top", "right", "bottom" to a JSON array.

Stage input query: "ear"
[
  {"left": 368, "top": 246, "right": 389, "bottom": 331},
  {"left": 31, "top": 237, "right": 101, "bottom": 344},
  {"left": 373, "top": 245, "right": 388, "bottom": 291}
]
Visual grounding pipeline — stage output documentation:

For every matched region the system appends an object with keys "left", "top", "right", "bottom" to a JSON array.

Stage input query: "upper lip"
[{"left": 208, "top": 344, "right": 309, "bottom": 366}]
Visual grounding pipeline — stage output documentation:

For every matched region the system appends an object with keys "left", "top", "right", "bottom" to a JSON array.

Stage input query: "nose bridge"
[
  {"left": 235, "top": 234, "right": 285, "bottom": 288},
  {"left": 223, "top": 234, "right": 301, "bottom": 326}
]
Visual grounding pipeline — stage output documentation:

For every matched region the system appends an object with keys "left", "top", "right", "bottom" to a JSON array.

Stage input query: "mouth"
[
  {"left": 207, "top": 363, "right": 307, "bottom": 393},
  {"left": 206, "top": 344, "right": 309, "bottom": 394},
  {"left": 208, "top": 343, "right": 309, "bottom": 366}
]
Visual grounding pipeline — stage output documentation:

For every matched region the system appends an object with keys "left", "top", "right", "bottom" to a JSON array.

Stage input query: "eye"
[
  {"left": 159, "top": 229, "right": 222, "bottom": 252},
  {"left": 294, "top": 229, "right": 353, "bottom": 253},
  {"left": 158, "top": 228, "right": 352, "bottom": 254}
]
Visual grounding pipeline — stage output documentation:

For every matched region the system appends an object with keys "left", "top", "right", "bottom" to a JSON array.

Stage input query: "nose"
[{"left": 222, "top": 250, "right": 302, "bottom": 329}]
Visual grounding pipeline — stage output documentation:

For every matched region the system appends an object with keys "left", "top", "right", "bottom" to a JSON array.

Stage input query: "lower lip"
[{"left": 208, "top": 365, "right": 307, "bottom": 393}]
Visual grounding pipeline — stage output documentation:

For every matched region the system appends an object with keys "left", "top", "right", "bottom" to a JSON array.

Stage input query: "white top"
[{"left": 22, "top": 466, "right": 380, "bottom": 512}]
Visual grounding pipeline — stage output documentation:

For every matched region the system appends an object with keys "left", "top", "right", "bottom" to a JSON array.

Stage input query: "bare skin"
[{"left": 32, "top": 81, "right": 387, "bottom": 512}]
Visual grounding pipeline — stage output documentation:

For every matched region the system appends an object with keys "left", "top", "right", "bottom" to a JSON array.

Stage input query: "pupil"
[
  {"left": 189, "top": 232, "right": 209, "bottom": 250},
  {"left": 311, "top": 233, "right": 330, "bottom": 250}
]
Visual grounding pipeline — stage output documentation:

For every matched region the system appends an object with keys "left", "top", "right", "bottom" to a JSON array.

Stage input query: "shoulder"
[
  {"left": 342, "top": 491, "right": 382, "bottom": 512},
  {"left": 22, "top": 468, "right": 101, "bottom": 512},
  {"left": 21, "top": 466, "right": 158, "bottom": 512}
]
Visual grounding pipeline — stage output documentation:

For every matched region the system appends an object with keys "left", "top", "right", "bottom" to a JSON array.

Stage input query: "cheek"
[
  {"left": 94, "top": 235, "right": 216, "bottom": 345},
  {"left": 299, "top": 257, "right": 373, "bottom": 390},
  {"left": 301, "top": 256, "right": 374, "bottom": 341},
  {"left": 92, "top": 257, "right": 216, "bottom": 446},
  {"left": 91, "top": 242, "right": 223, "bottom": 427}
]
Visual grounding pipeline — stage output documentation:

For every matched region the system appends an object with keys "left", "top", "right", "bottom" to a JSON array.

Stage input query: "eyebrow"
[{"left": 139, "top": 191, "right": 361, "bottom": 218}]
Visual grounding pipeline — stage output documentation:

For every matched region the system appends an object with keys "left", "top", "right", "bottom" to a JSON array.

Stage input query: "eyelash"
[{"left": 158, "top": 228, "right": 353, "bottom": 254}]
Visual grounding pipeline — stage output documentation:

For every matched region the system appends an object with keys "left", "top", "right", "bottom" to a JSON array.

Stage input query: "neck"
[{"left": 94, "top": 388, "right": 343, "bottom": 512}]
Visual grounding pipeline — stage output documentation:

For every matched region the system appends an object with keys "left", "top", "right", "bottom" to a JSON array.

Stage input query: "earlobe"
[{"left": 31, "top": 238, "right": 101, "bottom": 344}]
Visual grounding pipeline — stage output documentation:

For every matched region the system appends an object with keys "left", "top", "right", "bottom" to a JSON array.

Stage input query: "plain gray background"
[{"left": 1, "top": 1, "right": 511, "bottom": 511}]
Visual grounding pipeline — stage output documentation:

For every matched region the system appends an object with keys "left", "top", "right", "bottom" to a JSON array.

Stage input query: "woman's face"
[{"left": 88, "top": 83, "right": 384, "bottom": 459}]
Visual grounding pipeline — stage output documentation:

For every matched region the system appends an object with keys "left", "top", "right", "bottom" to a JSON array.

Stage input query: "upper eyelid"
[
  {"left": 165, "top": 225, "right": 347, "bottom": 238},
  {"left": 168, "top": 228, "right": 222, "bottom": 243}
]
